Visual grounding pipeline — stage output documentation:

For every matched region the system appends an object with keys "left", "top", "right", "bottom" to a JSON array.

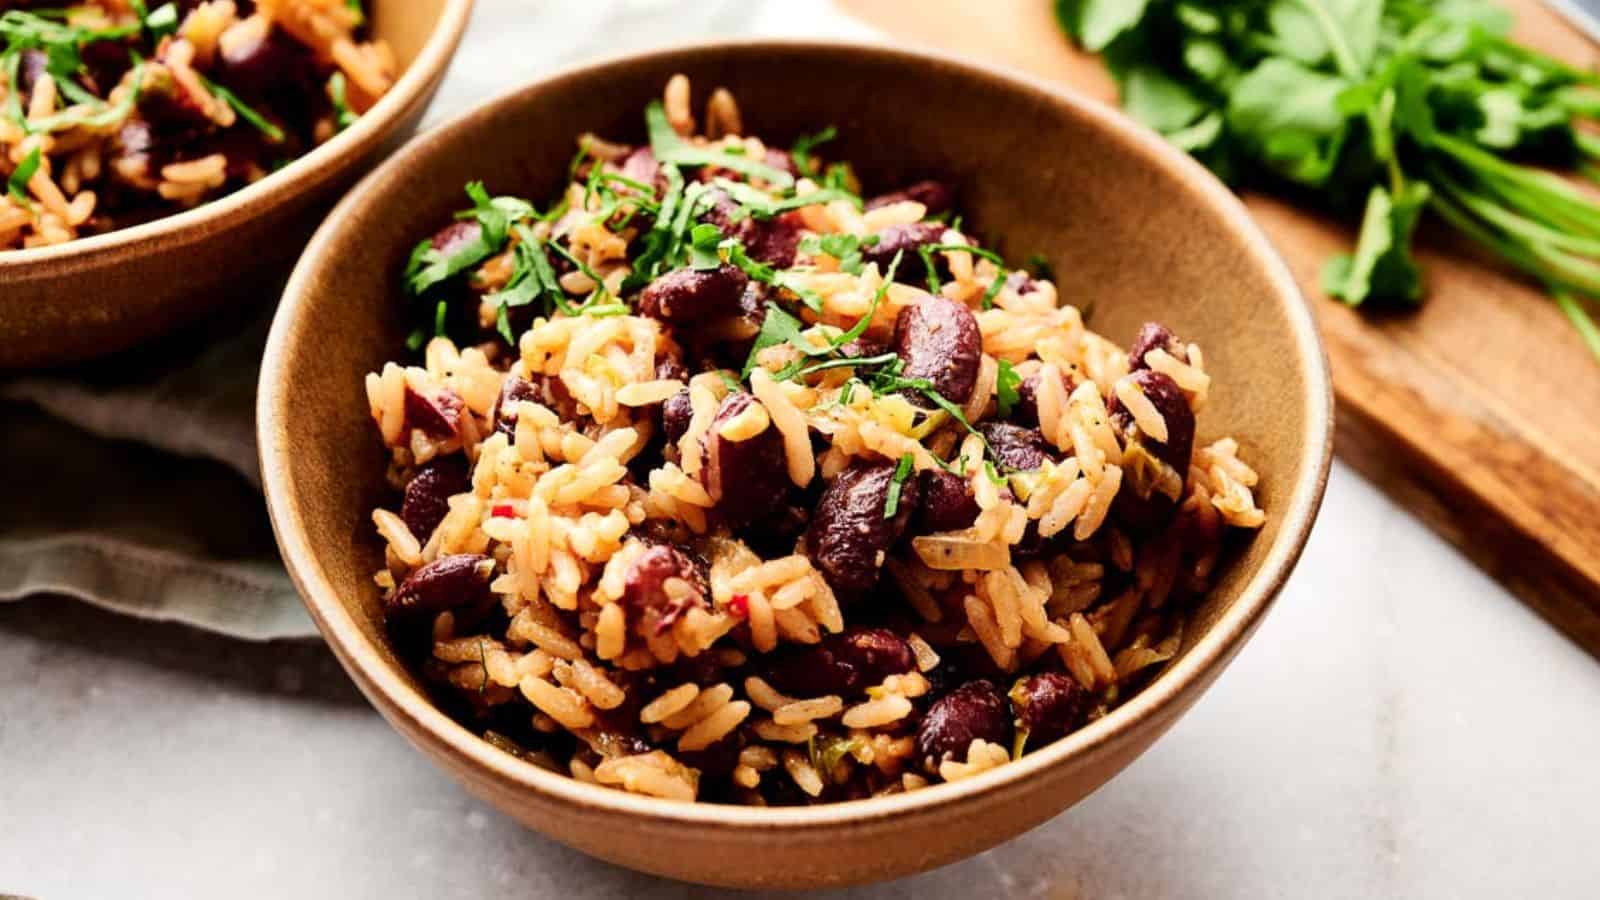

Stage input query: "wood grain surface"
[{"left": 838, "top": 0, "right": 1600, "bottom": 655}]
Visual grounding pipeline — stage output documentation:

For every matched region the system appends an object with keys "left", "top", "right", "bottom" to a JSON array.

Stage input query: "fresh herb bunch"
[{"left": 1056, "top": 0, "right": 1600, "bottom": 360}]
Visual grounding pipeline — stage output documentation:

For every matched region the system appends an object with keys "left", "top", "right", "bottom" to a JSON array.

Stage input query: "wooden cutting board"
[{"left": 838, "top": 0, "right": 1600, "bottom": 656}]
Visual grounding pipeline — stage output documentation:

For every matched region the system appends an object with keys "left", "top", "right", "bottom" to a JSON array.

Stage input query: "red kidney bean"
[
  {"left": 1011, "top": 368, "right": 1077, "bottom": 428},
  {"left": 860, "top": 221, "right": 947, "bottom": 285},
  {"left": 1108, "top": 370, "right": 1194, "bottom": 475},
  {"left": 385, "top": 554, "right": 493, "bottom": 620},
  {"left": 661, "top": 389, "right": 694, "bottom": 445},
  {"left": 892, "top": 295, "right": 981, "bottom": 407},
  {"left": 400, "top": 458, "right": 470, "bottom": 542},
  {"left": 865, "top": 180, "right": 954, "bottom": 217},
  {"left": 678, "top": 728, "right": 747, "bottom": 779},
  {"left": 914, "top": 468, "right": 980, "bottom": 534},
  {"left": 702, "top": 392, "right": 790, "bottom": 528},
  {"left": 492, "top": 373, "right": 579, "bottom": 438},
  {"left": 806, "top": 460, "right": 920, "bottom": 596},
  {"left": 761, "top": 628, "right": 917, "bottom": 697},
  {"left": 978, "top": 421, "right": 1054, "bottom": 472},
  {"left": 216, "top": 27, "right": 316, "bottom": 98},
  {"left": 404, "top": 385, "right": 464, "bottom": 438},
  {"left": 15, "top": 50, "right": 47, "bottom": 101},
  {"left": 916, "top": 680, "right": 1011, "bottom": 772},
  {"left": 622, "top": 543, "right": 711, "bottom": 634},
  {"left": 620, "top": 146, "right": 661, "bottom": 189},
  {"left": 1128, "top": 322, "right": 1189, "bottom": 372},
  {"left": 639, "top": 264, "right": 749, "bottom": 323},
  {"left": 1009, "top": 673, "right": 1090, "bottom": 747},
  {"left": 430, "top": 220, "right": 481, "bottom": 257},
  {"left": 492, "top": 375, "right": 535, "bottom": 438},
  {"left": 1108, "top": 370, "right": 1196, "bottom": 532},
  {"left": 655, "top": 353, "right": 689, "bottom": 384},
  {"left": 836, "top": 335, "right": 888, "bottom": 360}
]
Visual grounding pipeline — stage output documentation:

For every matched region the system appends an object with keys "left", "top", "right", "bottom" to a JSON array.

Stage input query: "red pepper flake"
[
  {"left": 491, "top": 503, "right": 516, "bottom": 518},
  {"left": 728, "top": 593, "right": 750, "bottom": 618}
]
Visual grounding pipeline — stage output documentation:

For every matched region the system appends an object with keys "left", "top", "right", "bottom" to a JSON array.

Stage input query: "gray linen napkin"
[{"left": 0, "top": 0, "right": 880, "bottom": 641}]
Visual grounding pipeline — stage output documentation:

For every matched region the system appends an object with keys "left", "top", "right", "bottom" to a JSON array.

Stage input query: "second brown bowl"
[
  {"left": 260, "top": 40, "right": 1333, "bottom": 889},
  {"left": 0, "top": 0, "right": 474, "bottom": 369}
]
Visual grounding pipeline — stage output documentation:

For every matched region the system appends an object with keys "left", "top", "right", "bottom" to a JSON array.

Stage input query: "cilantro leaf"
[
  {"left": 200, "top": 75, "right": 285, "bottom": 143},
  {"left": 883, "top": 453, "right": 915, "bottom": 519},
  {"left": 8, "top": 145, "right": 40, "bottom": 205},
  {"left": 1055, "top": 0, "right": 1152, "bottom": 52},
  {"left": 405, "top": 182, "right": 511, "bottom": 295},
  {"left": 799, "top": 231, "right": 878, "bottom": 275},
  {"left": 1322, "top": 181, "right": 1431, "bottom": 306},
  {"left": 995, "top": 359, "right": 1022, "bottom": 418},
  {"left": 790, "top": 125, "right": 837, "bottom": 175},
  {"left": 687, "top": 222, "right": 723, "bottom": 270},
  {"left": 646, "top": 100, "right": 794, "bottom": 187},
  {"left": 328, "top": 72, "right": 358, "bottom": 130}
]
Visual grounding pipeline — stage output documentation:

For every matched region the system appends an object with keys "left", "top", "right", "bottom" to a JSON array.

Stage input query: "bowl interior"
[
  {"left": 373, "top": 0, "right": 451, "bottom": 64},
  {"left": 265, "top": 42, "right": 1330, "bottom": 821}
]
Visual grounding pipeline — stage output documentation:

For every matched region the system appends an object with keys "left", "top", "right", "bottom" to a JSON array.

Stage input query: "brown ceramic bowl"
[
  {"left": 259, "top": 41, "right": 1333, "bottom": 889},
  {"left": 0, "top": 0, "right": 474, "bottom": 370}
]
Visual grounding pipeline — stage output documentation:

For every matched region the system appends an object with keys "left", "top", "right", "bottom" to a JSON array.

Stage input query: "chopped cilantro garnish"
[
  {"left": 546, "top": 238, "right": 611, "bottom": 305},
  {"left": 405, "top": 182, "right": 511, "bottom": 294},
  {"left": 485, "top": 224, "right": 573, "bottom": 328},
  {"left": 328, "top": 72, "right": 358, "bottom": 130},
  {"left": 200, "top": 75, "right": 285, "bottom": 143},
  {"left": 789, "top": 126, "right": 836, "bottom": 176},
  {"left": 404, "top": 328, "right": 426, "bottom": 352},
  {"left": 687, "top": 222, "right": 723, "bottom": 270},
  {"left": 883, "top": 453, "right": 914, "bottom": 519},
  {"left": 19, "top": 59, "right": 146, "bottom": 136},
  {"left": 741, "top": 301, "right": 823, "bottom": 379},
  {"left": 799, "top": 232, "right": 878, "bottom": 275},
  {"left": 873, "top": 371, "right": 991, "bottom": 452},
  {"left": 821, "top": 162, "right": 857, "bottom": 193},
  {"left": 495, "top": 301, "right": 514, "bottom": 345},
  {"left": 433, "top": 298, "right": 448, "bottom": 337},
  {"left": 710, "top": 177, "right": 859, "bottom": 219},
  {"left": 0, "top": 11, "right": 138, "bottom": 77},
  {"left": 918, "top": 244, "right": 940, "bottom": 294},
  {"left": 720, "top": 237, "right": 824, "bottom": 311},
  {"left": 995, "top": 359, "right": 1022, "bottom": 419},
  {"left": 8, "top": 145, "right": 40, "bottom": 206},
  {"left": 144, "top": 3, "right": 178, "bottom": 40},
  {"left": 919, "top": 242, "right": 1010, "bottom": 309},
  {"left": 784, "top": 351, "right": 897, "bottom": 382},
  {"left": 645, "top": 100, "right": 794, "bottom": 188},
  {"left": 620, "top": 165, "right": 691, "bottom": 293},
  {"left": 756, "top": 250, "right": 903, "bottom": 381}
]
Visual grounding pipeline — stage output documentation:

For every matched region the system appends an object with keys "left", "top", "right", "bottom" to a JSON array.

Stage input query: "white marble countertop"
[{"left": 5, "top": 3, "right": 1599, "bottom": 897}]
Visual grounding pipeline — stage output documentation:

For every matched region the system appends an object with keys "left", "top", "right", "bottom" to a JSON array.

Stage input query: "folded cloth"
[{"left": 0, "top": 0, "right": 880, "bottom": 642}]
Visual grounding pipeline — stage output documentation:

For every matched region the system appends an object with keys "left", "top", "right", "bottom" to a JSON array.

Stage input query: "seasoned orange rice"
[
  {"left": 0, "top": 0, "right": 394, "bottom": 249},
  {"left": 363, "top": 77, "right": 1266, "bottom": 805}
]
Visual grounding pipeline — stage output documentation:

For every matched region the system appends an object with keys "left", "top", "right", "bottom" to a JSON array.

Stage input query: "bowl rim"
[
  {"left": 260, "top": 37, "right": 1334, "bottom": 831},
  {"left": 0, "top": 0, "right": 476, "bottom": 270}
]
